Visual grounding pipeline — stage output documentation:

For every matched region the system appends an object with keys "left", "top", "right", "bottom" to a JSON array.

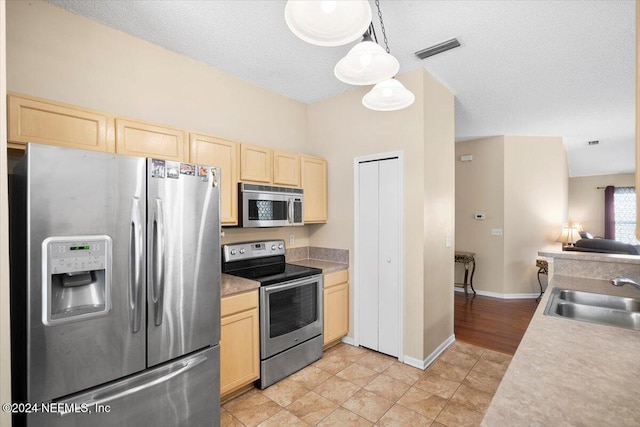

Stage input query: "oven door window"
[
  {"left": 248, "top": 199, "right": 288, "bottom": 221},
  {"left": 268, "top": 282, "right": 318, "bottom": 338}
]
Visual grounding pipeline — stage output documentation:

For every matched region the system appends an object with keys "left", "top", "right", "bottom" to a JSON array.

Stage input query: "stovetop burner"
[{"left": 222, "top": 240, "right": 322, "bottom": 286}]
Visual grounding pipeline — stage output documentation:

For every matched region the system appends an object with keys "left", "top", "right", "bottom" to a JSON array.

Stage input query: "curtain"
[{"left": 604, "top": 186, "right": 615, "bottom": 239}]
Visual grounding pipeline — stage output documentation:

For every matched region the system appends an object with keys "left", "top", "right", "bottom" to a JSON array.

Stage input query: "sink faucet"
[{"left": 610, "top": 277, "right": 640, "bottom": 292}]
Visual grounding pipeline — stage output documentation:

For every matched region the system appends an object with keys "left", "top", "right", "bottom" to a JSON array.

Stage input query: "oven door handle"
[{"left": 263, "top": 276, "right": 321, "bottom": 293}]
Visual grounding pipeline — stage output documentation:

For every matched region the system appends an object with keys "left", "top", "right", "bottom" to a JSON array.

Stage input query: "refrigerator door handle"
[
  {"left": 152, "top": 198, "right": 165, "bottom": 326},
  {"left": 130, "top": 197, "right": 144, "bottom": 333},
  {"left": 56, "top": 353, "right": 208, "bottom": 416}
]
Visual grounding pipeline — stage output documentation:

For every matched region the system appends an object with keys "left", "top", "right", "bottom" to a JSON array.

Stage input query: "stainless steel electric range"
[{"left": 222, "top": 240, "right": 323, "bottom": 389}]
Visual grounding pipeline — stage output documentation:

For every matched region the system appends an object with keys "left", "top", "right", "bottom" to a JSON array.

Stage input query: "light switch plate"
[
  {"left": 491, "top": 228, "right": 503, "bottom": 236},
  {"left": 445, "top": 234, "right": 452, "bottom": 247}
]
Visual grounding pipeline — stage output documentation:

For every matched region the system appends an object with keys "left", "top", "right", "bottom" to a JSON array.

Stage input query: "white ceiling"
[{"left": 47, "top": 0, "right": 635, "bottom": 177}]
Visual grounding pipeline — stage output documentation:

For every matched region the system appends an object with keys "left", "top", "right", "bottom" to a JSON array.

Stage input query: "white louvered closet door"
[{"left": 357, "top": 157, "right": 400, "bottom": 357}]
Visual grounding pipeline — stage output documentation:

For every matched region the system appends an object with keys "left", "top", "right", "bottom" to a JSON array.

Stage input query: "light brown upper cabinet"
[
  {"left": 7, "top": 93, "right": 115, "bottom": 152},
  {"left": 190, "top": 133, "right": 239, "bottom": 226},
  {"left": 301, "top": 155, "right": 328, "bottom": 223},
  {"left": 240, "top": 143, "right": 272, "bottom": 183},
  {"left": 273, "top": 150, "right": 300, "bottom": 187},
  {"left": 116, "top": 118, "right": 188, "bottom": 161}
]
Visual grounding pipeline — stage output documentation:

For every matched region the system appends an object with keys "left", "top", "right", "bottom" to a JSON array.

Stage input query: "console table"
[
  {"left": 536, "top": 259, "right": 548, "bottom": 302},
  {"left": 454, "top": 251, "right": 477, "bottom": 299}
]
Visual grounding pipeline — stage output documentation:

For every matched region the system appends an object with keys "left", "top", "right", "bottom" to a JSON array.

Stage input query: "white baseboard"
[
  {"left": 341, "top": 336, "right": 356, "bottom": 346},
  {"left": 455, "top": 287, "right": 540, "bottom": 299},
  {"left": 403, "top": 334, "right": 455, "bottom": 370}
]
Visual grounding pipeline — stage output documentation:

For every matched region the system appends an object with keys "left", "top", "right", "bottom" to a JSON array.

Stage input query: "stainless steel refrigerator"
[{"left": 10, "top": 143, "right": 221, "bottom": 426}]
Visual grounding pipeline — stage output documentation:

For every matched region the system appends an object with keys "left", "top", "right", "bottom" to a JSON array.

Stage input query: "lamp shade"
[
  {"left": 556, "top": 226, "right": 581, "bottom": 245},
  {"left": 362, "top": 79, "right": 415, "bottom": 111},
  {"left": 334, "top": 41, "right": 400, "bottom": 85},
  {"left": 285, "top": 0, "right": 372, "bottom": 47}
]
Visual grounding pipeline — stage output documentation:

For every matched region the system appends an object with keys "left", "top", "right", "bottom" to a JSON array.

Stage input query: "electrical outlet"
[
  {"left": 491, "top": 228, "right": 503, "bottom": 236},
  {"left": 445, "top": 234, "right": 452, "bottom": 247},
  {"left": 289, "top": 234, "right": 295, "bottom": 246}
]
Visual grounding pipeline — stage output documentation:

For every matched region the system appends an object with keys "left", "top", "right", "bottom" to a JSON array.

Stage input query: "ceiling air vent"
[{"left": 415, "top": 38, "right": 461, "bottom": 60}]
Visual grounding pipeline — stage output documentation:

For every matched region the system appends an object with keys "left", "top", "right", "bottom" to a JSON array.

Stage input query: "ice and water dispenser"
[{"left": 43, "top": 236, "right": 112, "bottom": 324}]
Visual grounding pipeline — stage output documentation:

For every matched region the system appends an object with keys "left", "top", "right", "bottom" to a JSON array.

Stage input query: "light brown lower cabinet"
[
  {"left": 220, "top": 290, "right": 259, "bottom": 398},
  {"left": 323, "top": 270, "right": 349, "bottom": 346}
]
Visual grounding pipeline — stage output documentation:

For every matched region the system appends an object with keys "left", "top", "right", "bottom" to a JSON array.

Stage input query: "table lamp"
[{"left": 556, "top": 225, "right": 581, "bottom": 250}]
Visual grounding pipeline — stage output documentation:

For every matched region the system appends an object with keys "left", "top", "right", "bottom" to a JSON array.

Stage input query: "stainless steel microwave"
[{"left": 239, "top": 183, "right": 304, "bottom": 227}]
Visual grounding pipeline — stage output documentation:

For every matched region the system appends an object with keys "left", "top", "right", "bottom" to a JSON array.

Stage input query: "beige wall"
[
  {"left": 504, "top": 136, "right": 568, "bottom": 294},
  {"left": 6, "top": 0, "right": 310, "bottom": 248},
  {"left": 307, "top": 69, "right": 426, "bottom": 360},
  {"left": 1, "top": 1, "right": 12, "bottom": 425},
  {"left": 422, "top": 70, "right": 455, "bottom": 356},
  {"left": 455, "top": 137, "right": 505, "bottom": 294},
  {"left": 568, "top": 173, "right": 635, "bottom": 237},
  {"left": 7, "top": 1, "right": 307, "bottom": 152},
  {"left": 308, "top": 69, "right": 455, "bottom": 361},
  {"left": 456, "top": 136, "right": 568, "bottom": 295}
]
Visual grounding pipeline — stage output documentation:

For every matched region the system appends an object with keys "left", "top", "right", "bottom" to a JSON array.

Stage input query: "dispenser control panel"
[
  {"left": 48, "top": 239, "right": 108, "bottom": 274},
  {"left": 42, "top": 235, "right": 112, "bottom": 325}
]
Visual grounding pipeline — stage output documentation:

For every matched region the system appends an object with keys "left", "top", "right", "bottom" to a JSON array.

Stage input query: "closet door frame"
[{"left": 353, "top": 151, "right": 404, "bottom": 362}]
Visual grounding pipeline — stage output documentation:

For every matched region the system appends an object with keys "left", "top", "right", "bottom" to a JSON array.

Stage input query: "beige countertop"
[
  {"left": 221, "top": 273, "right": 259, "bottom": 297},
  {"left": 288, "top": 259, "right": 348, "bottom": 274},
  {"left": 539, "top": 250, "right": 640, "bottom": 264},
  {"left": 482, "top": 275, "right": 640, "bottom": 426}
]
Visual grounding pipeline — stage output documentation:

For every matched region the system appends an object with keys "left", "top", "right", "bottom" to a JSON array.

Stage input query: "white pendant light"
[
  {"left": 334, "top": 38, "right": 400, "bottom": 85},
  {"left": 285, "top": 0, "right": 372, "bottom": 47},
  {"left": 362, "top": 79, "right": 415, "bottom": 111}
]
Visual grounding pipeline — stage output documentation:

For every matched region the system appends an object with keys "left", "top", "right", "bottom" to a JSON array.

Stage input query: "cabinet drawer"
[
  {"left": 221, "top": 290, "right": 259, "bottom": 318},
  {"left": 324, "top": 269, "right": 349, "bottom": 288}
]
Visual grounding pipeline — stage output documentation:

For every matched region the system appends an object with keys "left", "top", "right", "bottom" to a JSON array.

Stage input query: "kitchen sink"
[
  {"left": 544, "top": 288, "right": 640, "bottom": 331},
  {"left": 557, "top": 289, "right": 640, "bottom": 312}
]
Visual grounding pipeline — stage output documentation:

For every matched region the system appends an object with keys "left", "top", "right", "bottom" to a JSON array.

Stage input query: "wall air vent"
[
  {"left": 588, "top": 140, "right": 599, "bottom": 145},
  {"left": 415, "top": 38, "right": 461, "bottom": 60}
]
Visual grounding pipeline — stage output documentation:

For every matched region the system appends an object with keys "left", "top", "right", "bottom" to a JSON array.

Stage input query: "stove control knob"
[
  {"left": 278, "top": 244, "right": 284, "bottom": 249},
  {"left": 239, "top": 248, "right": 245, "bottom": 254},
  {"left": 271, "top": 245, "right": 277, "bottom": 250},
  {"left": 230, "top": 249, "right": 237, "bottom": 255}
]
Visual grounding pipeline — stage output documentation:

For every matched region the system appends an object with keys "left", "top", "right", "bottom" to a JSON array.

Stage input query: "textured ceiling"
[{"left": 47, "top": 0, "right": 635, "bottom": 177}]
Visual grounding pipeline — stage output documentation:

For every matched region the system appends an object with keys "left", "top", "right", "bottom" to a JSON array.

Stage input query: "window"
[{"left": 609, "top": 186, "right": 639, "bottom": 245}]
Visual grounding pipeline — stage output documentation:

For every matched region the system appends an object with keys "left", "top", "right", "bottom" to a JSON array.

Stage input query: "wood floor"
[{"left": 454, "top": 291, "right": 539, "bottom": 355}]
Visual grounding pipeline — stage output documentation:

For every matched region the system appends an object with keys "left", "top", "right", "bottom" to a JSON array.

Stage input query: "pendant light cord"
[{"left": 375, "top": 0, "right": 390, "bottom": 53}]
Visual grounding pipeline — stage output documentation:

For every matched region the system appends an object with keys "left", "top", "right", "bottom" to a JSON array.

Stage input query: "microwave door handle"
[
  {"left": 152, "top": 199, "right": 165, "bottom": 326},
  {"left": 129, "top": 197, "right": 144, "bottom": 333},
  {"left": 288, "top": 199, "right": 293, "bottom": 224}
]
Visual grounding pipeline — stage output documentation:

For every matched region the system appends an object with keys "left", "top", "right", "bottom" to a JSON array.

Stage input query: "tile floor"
[{"left": 221, "top": 341, "right": 512, "bottom": 427}]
